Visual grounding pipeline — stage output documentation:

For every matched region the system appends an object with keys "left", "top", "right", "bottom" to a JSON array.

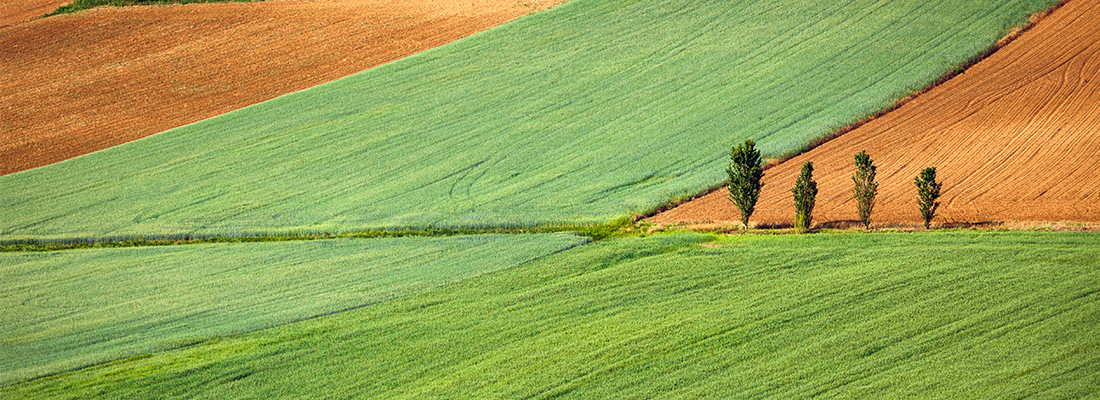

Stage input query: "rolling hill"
[
  {"left": 6, "top": 231, "right": 1097, "bottom": 397},
  {"left": 654, "top": 0, "right": 1099, "bottom": 227},
  {"left": 0, "top": 0, "right": 1061, "bottom": 241},
  {"left": 0, "top": 233, "right": 586, "bottom": 383},
  {"left": 1, "top": 0, "right": 563, "bottom": 174}
]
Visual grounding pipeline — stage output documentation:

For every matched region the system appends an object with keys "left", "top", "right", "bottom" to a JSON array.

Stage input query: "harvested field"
[
  {"left": 0, "top": 0, "right": 65, "bottom": 27},
  {"left": 653, "top": 0, "right": 1100, "bottom": 227},
  {"left": 0, "top": 0, "right": 562, "bottom": 175}
]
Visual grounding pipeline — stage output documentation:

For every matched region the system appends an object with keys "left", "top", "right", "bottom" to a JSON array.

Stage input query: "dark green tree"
[
  {"left": 914, "top": 166, "right": 942, "bottom": 229},
  {"left": 791, "top": 161, "right": 817, "bottom": 233},
  {"left": 727, "top": 139, "right": 764, "bottom": 229},
  {"left": 852, "top": 150, "right": 878, "bottom": 229}
]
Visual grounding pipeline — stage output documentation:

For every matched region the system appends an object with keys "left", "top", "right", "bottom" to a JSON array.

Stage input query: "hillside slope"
[
  {"left": 1, "top": 0, "right": 562, "bottom": 175},
  {"left": 654, "top": 0, "right": 1100, "bottom": 227},
  {"left": 0, "top": 233, "right": 586, "bottom": 384},
  {"left": 6, "top": 232, "right": 1097, "bottom": 398},
  {"left": 0, "top": 0, "right": 1060, "bottom": 241}
]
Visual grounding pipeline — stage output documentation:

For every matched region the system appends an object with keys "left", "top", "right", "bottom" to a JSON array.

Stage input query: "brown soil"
[
  {"left": 653, "top": 0, "right": 1100, "bottom": 227},
  {"left": 0, "top": 0, "right": 67, "bottom": 27},
  {"left": 1, "top": 0, "right": 563, "bottom": 175}
]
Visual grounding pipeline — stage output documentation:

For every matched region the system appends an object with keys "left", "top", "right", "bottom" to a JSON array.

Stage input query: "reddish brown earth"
[
  {"left": 1, "top": 0, "right": 563, "bottom": 175},
  {"left": 654, "top": 0, "right": 1100, "bottom": 228},
  {"left": 0, "top": 0, "right": 66, "bottom": 27}
]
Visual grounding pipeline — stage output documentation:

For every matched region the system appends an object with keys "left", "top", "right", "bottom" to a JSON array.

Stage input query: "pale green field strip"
[
  {"left": 0, "top": 233, "right": 587, "bottom": 384},
  {"left": 0, "top": 0, "right": 1059, "bottom": 241},
  {"left": 6, "top": 231, "right": 1097, "bottom": 398}
]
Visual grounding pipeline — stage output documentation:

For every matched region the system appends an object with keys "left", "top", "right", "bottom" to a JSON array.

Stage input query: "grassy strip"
[
  {"left": 5, "top": 231, "right": 1097, "bottom": 397},
  {"left": 1, "top": 0, "right": 1061, "bottom": 241},
  {"left": 46, "top": 0, "right": 261, "bottom": 17},
  {"left": 0, "top": 218, "right": 634, "bottom": 252},
  {"left": 9, "top": 216, "right": 1094, "bottom": 253},
  {"left": 0, "top": 233, "right": 588, "bottom": 384}
]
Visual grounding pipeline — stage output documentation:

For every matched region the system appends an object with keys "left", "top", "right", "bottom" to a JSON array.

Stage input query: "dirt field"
[
  {"left": 1, "top": 0, "right": 563, "bottom": 175},
  {"left": 654, "top": 0, "right": 1100, "bottom": 227},
  {"left": 0, "top": 0, "right": 66, "bottom": 27}
]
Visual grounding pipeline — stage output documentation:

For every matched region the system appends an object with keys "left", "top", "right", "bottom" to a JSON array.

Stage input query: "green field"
[
  {"left": 0, "top": 233, "right": 587, "bottom": 384},
  {"left": 5, "top": 0, "right": 1090, "bottom": 397},
  {"left": 0, "top": 0, "right": 1060, "bottom": 241},
  {"left": 6, "top": 231, "right": 1097, "bottom": 398}
]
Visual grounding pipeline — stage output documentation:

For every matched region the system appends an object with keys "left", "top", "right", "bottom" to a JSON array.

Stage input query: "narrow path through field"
[
  {"left": 653, "top": 0, "right": 1100, "bottom": 227},
  {"left": 1, "top": 0, "right": 563, "bottom": 175}
]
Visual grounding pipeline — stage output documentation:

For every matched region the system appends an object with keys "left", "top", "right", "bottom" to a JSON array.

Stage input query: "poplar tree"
[
  {"left": 852, "top": 150, "right": 878, "bottom": 229},
  {"left": 727, "top": 139, "right": 764, "bottom": 229},
  {"left": 792, "top": 161, "right": 817, "bottom": 233},
  {"left": 915, "top": 166, "right": 942, "bottom": 229}
]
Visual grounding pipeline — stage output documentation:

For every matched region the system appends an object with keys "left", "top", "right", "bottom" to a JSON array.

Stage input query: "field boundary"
[
  {"left": 0, "top": 218, "right": 637, "bottom": 252},
  {"left": 7, "top": 216, "right": 1098, "bottom": 253},
  {"left": 636, "top": 0, "right": 1071, "bottom": 223}
]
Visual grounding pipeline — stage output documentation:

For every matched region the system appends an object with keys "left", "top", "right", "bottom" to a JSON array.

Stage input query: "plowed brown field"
[
  {"left": 1, "top": 0, "right": 562, "bottom": 175},
  {"left": 654, "top": 0, "right": 1100, "bottom": 227},
  {"left": 1, "top": 0, "right": 66, "bottom": 27}
]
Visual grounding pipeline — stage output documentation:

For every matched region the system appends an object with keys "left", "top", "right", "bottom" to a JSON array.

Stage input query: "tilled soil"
[
  {"left": 653, "top": 0, "right": 1100, "bottom": 227},
  {"left": 1, "top": 0, "right": 66, "bottom": 27},
  {"left": 2, "top": 0, "right": 563, "bottom": 175}
]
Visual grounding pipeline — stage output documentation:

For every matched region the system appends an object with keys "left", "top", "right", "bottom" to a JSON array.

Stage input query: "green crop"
[
  {"left": 0, "top": 233, "right": 587, "bottom": 384},
  {"left": 6, "top": 231, "right": 1097, "bottom": 398},
  {"left": 0, "top": 0, "right": 1059, "bottom": 241}
]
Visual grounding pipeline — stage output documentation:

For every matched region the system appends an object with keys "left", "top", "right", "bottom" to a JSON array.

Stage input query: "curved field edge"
[
  {"left": 652, "top": 0, "right": 1100, "bottom": 227},
  {"left": 2, "top": 0, "right": 564, "bottom": 175},
  {"left": 5, "top": 231, "right": 1097, "bottom": 398},
  {"left": 0, "top": 0, "right": 1061, "bottom": 241},
  {"left": 0, "top": 233, "right": 588, "bottom": 384}
]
